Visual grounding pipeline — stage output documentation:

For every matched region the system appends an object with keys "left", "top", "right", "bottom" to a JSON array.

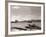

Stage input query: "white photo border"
[{"left": 8, "top": 2, "right": 44, "bottom": 35}]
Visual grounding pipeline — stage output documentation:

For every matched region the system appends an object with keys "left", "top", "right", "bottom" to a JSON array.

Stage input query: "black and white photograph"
[
  {"left": 11, "top": 5, "right": 41, "bottom": 31},
  {"left": 8, "top": 2, "right": 44, "bottom": 35}
]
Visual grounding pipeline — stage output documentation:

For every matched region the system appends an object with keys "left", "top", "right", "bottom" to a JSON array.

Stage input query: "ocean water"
[{"left": 11, "top": 22, "right": 41, "bottom": 31}]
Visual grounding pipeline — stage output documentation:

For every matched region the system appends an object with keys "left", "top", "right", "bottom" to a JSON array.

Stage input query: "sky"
[{"left": 10, "top": 5, "right": 41, "bottom": 21}]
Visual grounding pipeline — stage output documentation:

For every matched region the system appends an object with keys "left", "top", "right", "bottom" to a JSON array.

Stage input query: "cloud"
[{"left": 11, "top": 6, "right": 41, "bottom": 21}]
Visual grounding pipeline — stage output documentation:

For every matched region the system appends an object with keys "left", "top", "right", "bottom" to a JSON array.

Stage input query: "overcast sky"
[{"left": 10, "top": 5, "right": 41, "bottom": 21}]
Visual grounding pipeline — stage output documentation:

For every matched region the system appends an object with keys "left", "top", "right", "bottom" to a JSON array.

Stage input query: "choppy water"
[{"left": 11, "top": 22, "right": 41, "bottom": 31}]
